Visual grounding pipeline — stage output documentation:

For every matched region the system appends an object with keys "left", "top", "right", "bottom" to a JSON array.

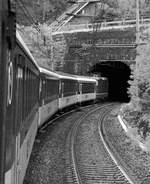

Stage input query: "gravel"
[
  {"left": 74, "top": 105, "right": 129, "bottom": 183},
  {"left": 23, "top": 109, "right": 85, "bottom": 184}
]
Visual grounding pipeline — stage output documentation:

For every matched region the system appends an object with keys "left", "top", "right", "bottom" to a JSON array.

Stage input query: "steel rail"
[
  {"left": 98, "top": 105, "right": 134, "bottom": 184},
  {"left": 39, "top": 103, "right": 97, "bottom": 131},
  {"left": 68, "top": 103, "right": 133, "bottom": 184},
  {"left": 70, "top": 103, "right": 113, "bottom": 184}
]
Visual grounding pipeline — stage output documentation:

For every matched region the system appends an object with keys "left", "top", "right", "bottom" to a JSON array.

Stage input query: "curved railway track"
[
  {"left": 65, "top": 103, "right": 133, "bottom": 184},
  {"left": 39, "top": 103, "right": 96, "bottom": 131}
]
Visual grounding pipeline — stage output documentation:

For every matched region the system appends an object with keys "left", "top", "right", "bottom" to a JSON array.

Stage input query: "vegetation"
[
  {"left": 16, "top": 1, "right": 150, "bottom": 80},
  {"left": 15, "top": 0, "right": 70, "bottom": 25},
  {"left": 18, "top": 24, "right": 54, "bottom": 69},
  {"left": 122, "top": 28, "right": 150, "bottom": 140},
  {"left": 15, "top": 0, "right": 150, "bottom": 26},
  {"left": 93, "top": 0, "right": 150, "bottom": 23}
]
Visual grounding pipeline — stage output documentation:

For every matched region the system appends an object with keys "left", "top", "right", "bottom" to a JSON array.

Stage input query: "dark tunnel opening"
[{"left": 90, "top": 62, "right": 131, "bottom": 102}]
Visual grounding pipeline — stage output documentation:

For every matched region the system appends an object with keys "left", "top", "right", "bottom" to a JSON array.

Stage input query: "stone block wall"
[{"left": 52, "top": 27, "right": 136, "bottom": 75}]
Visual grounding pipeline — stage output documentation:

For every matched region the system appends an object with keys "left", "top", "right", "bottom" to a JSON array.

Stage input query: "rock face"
[{"left": 52, "top": 28, "right": 136, "bottom": 75}]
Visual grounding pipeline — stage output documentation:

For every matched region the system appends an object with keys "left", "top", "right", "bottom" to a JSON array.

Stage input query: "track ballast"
[{"left": 65, "top": 103, "right": 132, "bottom": 184}]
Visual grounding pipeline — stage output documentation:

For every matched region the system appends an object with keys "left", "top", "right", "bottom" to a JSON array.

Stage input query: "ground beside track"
[{"left": 104, "top": 105, "right": 150, "bottom": 184}]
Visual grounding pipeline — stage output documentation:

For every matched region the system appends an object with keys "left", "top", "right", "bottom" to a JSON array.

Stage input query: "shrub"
[{"left": 128, "top": 29, "right": 150, "bottom": 113}]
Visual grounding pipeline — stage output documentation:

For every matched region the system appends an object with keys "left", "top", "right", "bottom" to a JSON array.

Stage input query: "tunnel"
[{"left": 90, "top": 61, "right": 131, "bottom": 102}]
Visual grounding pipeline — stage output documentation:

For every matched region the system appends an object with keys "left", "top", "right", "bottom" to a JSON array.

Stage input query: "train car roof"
[
  {"left": 39, "top": 67, "right": 77, "bottom": 80},
  {"left": 39, "top": 67, "right": 60, "bottom": 80},
  {"left": 75, "top": 75, "right": 97, "bottom": 83},
  {"left": 66, "top": 73, "right": 97, "bottom": 83},
  {"left": 56, "top": 71, "right": 97, "bottom": 82},
  {"left": 93, "top": 76, "right": 107, "bottom": 80},
  {"left": 55, "top": 71, "right": 78, "bottom": 80},
  {"left": 16, "top": 31, "right": 39, "bottom": 70}
]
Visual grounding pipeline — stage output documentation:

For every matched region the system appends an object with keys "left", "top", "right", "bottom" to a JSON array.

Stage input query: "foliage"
[
  {"left": 16, "top": 0, "right": 150, "bottom": 26},
  {"left": 18, "top": 24, "right": 54, "bottom": 69},
  {"left": 16, "top": 0, "right": 70, "bottom": 25},
  {"left": 122, "top": 27, "right": 150, "bottom": 140},
  {"left": 117, "top": 0, "right": 150, "bottom": 19},
  {"left": 128, "top": 37, "right": 150, "bottom": 112},
  {"left": 121, "top": 103, "right": 150, "bottom": 140}
]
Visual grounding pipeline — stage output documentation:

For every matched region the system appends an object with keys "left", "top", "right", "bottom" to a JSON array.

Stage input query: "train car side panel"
[
  {"left": 80, "top": 93, "right": 96, "bottom": 102},
  {"left": 39, "top": 99, "right": 58, "bottom": 126},
  {"left": 16, "top": 112, "right": 38, "bottom": 184},
  {"left": 59, "top": 95, "right": 78, "bottom": 109}
]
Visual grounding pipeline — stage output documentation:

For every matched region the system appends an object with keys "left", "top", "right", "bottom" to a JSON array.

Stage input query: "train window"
[
  {"left": 45, "top": 79, "right": 59, "bottom": 102},
  {"left": 62, "top": 80, "right": 77, "bottom": 97},
  {"left": 82, "top": 83, "right": 95, "bottom": 94},
  {"left": 16, "top": 66, "right": 23, "bottom": 130}
]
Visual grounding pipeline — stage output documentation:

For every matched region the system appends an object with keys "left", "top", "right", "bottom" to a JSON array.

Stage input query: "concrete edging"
[{"left": 117, "top": 114, "right": 147, "bottom": 151}]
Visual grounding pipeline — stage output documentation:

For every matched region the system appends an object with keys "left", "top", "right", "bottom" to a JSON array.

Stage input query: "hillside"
[
  {"left": 16, "top": 0, "right": 150, "bottom": 26},
  {"left": 16, "top": 0, "right": 150, "bottom": 71},
  {"left": 15, "top": 0, "right": 150, "bottom": 26},
  {"left": 16, "top": 0, "right": 70, "bottom": 25}
]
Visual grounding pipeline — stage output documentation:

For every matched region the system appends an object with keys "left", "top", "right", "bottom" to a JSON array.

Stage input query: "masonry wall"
[{"left": 52, "top": 27, "right": 136, "bottom": 75}]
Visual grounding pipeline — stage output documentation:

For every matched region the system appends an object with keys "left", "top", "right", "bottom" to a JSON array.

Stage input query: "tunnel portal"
[{"left": 90, "top": 61, "right": 131, "bottom": 102}]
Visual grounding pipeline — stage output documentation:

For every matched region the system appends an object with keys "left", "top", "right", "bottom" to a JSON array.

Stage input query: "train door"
[
  {"left": 62, "top": 81, "right": 64, "bottom": 98},
  {"left": 79, "top": 83, "right": 82, "bottom": 103},
  {"left": 14, "top": 55, "right": 24, "bottom": 184},
  {"left": 59, "top": 80, "right": 61, "bottom": 98}
]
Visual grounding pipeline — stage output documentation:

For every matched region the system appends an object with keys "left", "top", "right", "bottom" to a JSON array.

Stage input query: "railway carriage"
[
  {"left": 76, "top": 76, "right": 97, "bottom": 104},
  {"left": 2, "top": 29, "right": 40, "bottom": 184},
  {"left": 57, "top": 73, "right": 79, "bottom": 110},
  {"left": 39, "top": 67, "right": 59, "bottom": 126},
  {"left": 11, "top": 32, "right": 40, "bottom": 184}
]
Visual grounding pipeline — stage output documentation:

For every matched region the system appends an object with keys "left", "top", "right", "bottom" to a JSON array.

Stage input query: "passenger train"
[{"left": 0, "top": 2, "right": 108, "bottom": 184}]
